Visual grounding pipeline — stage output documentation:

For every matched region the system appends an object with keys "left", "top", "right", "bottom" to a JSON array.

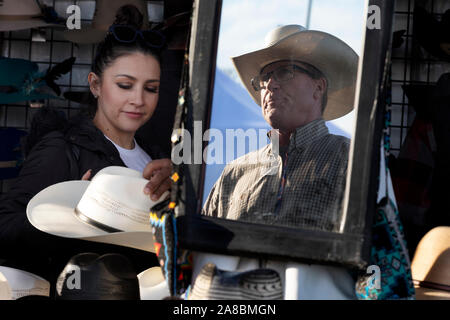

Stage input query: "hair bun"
[{"left": 112, "top": 4, "right": 144, "bottom": 29}]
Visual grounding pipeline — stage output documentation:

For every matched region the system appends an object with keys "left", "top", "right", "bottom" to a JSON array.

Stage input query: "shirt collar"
[{"left": 267, "top": 119, "right": 329, "bottom": 155}]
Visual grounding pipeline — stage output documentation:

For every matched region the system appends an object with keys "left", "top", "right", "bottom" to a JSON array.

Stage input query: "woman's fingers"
[
  {"left": 142, "top": 159, "right": 173, "bottom": 201},
  {"left": 81, "top": 169, "right": 92, "bottom": 181}
]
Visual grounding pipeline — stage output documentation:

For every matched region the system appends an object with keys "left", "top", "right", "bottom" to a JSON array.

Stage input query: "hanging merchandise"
[
  {"left": 149, "top": 12, "right": 192, "bottom": 298},
  {"left": 0, "top": 57, "right": 76, "bottom": 105},
  {"left": 389, "top": 72, "right": 450, "bottom": 251},
  {"left": 428, "top": 73, "right": 450, "bottom": 228},
  {"left": 413, "top": 6, "right": 450, "bottom": 62},
  {"left": 355, "top": 65, "right": 416, "bottom": 300},
  {"left": 389, "top": 82, "right": 436, "bottom": 251},
  {"left": 0, "top": 0, "right": 64, "bottom": 32},
  {"left": 152, "top": 11, "right": 191, "bottom": 50}
]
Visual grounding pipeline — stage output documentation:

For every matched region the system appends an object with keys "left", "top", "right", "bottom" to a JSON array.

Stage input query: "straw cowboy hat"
[
  {"left": 411, "top": 226, "right": 450, "bottom": 300},
  {"left": 26, "top": 166, "right": 168, "bottom": 252},
  {"left": 62, "top": 0, "right": 149, "bottom": 44},
  {"left": 188, "top": 263, "right": 283, "bottom": 300},
  {"left": 0, "top": 0, "right": 64, "bottom": 31},
  {"left": 232, "top": 24, "right": 359, "bottom": 121},
  {"left": 0, "top": 266, "right": 50, "bottom": 300}
]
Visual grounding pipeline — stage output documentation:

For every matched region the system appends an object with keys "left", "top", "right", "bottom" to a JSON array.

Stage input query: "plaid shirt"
[{"left": 202, "top": 119, "right": 350, "bottom": 231}]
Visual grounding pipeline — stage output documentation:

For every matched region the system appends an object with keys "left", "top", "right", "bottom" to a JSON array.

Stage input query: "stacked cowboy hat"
[
  {"left": 411, "top": 227, "right": 450, "bottom": 300},
  {"left": 188, "top": 263, "right": 283, "bottom": 300},
  {"left": 61, "top": 0, "right": 150, "bottom": 44},
  {"left": 413, "top": 6, "right": 450, "bottom": 62},
  {"left": 56, "top": 253, "right": 140, "bottom": 300},
  {"left": 231, "top": 24, "right": 359, "bottom": 121},
  {"left": 0, "top": 0, "right": 64, "bottom": 32},
  {"left": 56, "top": 253, "right": 171, "bottom": 300},
  {"left": 26, "top": 166, "right": 168, "bottom": 252},
  {"left": 0, "top": 57, "right": 76, "bottom": 105},
  {"left": 61, "top": 0, "right": 153, "bottom": 104},
  {"left": 158, "top": 0, "right": 192, "bottom": 50},
  {"left": 0, "top": 266, "right": 50, "bottom": 300}
]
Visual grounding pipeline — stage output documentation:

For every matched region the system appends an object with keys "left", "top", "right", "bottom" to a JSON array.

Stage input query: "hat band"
[
  {"left": 414, "top": 279, "right": 450, "bottom": 292},
  {"left": 74, "top": 207, "right": 123, "bottom": 233},
  {"left": 0, "top": 15, "right": 42, "bottom": 21}
]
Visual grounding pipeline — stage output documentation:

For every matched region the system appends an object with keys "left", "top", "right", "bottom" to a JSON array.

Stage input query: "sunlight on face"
[
  {"left": 95, "top": 52, "right": 161, "bottom": 137},
  {"left": 260, "top": 61, "right": 323, "bottom": 132}
]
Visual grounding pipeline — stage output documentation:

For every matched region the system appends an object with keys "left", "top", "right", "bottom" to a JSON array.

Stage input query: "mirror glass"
[{"left": 201, "top": 0, "right": 366, "bottom": 232}]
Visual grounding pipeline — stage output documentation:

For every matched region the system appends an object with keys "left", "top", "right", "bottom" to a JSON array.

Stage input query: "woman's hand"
[
  {"left": 81, "top": 169, "right": 92, "bottom": 181},
  {"left": 143, "top": 159, "right": 173, "bottom": 201}
]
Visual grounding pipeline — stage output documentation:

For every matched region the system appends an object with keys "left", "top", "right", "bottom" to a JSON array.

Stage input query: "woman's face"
[{"left": 91, "top": 52, "right": 160, "bottom": 136}]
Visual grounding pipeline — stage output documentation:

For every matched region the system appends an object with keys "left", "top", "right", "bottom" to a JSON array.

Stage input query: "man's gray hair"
[{"left": 298, "top": 62, "right": 329, "bottom": 113}]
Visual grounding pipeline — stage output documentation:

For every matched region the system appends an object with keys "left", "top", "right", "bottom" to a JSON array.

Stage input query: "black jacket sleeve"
[{"left": 0, "top": 132, "right": 73, "bottom": 257}]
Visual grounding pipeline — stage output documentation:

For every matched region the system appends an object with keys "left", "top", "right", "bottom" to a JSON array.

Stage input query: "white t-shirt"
[{"left": 105, "top": 136, "right": 152, "bottom": 172}]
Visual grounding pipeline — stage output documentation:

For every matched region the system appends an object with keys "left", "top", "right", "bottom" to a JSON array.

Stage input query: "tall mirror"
[{"left": 200, "top": 0, "right": 366, "bottom": 233}]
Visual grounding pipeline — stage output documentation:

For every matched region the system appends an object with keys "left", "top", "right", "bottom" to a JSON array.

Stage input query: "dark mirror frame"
[{"left": 175, "top": 0, "right": 396, "bottom": 269}]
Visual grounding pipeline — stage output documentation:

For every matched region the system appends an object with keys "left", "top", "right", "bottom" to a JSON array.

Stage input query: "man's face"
[{"left": 259, "top": 61, "right": 325, "bottom": 133}]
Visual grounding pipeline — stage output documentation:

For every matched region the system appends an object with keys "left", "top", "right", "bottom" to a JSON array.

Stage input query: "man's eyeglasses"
[
  {"left": 108, "top": 25, "right": 166, "bottom": 49},
  {"left": 251, "top": 65, "right": 315, "bottom": 91}
]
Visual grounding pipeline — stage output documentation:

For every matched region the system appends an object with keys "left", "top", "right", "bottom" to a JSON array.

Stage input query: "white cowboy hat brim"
[
  {"left": 415, "top": 285, "right": 450, "bottom": 300},
  {"left": 232, "top": 30, "right": 358, "bottom": 121},
  {"left": 0, "top": 266, "right": 50, "bottom": 299},
  {"left": 138, "top": 267, "right": 171, "bottom": 300},
  {"left": 0, "top": 272, "right": 12, "bottom": 300},
  {"left": 0, "top": 20, "right": 63, "bottom": 32},
  {"left": 26, "top": 180, "right": 156, "bottom": 253}
]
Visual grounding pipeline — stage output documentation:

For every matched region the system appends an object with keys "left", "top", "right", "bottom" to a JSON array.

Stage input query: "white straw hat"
[
  {"left": 0, "top": 267, "right": 50, "bottom": 299},
  {"left": 232, "top": 24, "right": 359, "bottom": 121},
  {"left": 26, "top": 166, "right": 168, "bottom": 252}
]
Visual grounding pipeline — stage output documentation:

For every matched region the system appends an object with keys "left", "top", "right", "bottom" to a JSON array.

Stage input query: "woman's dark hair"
[{"left": 86, "top": 5, "right": 164, "bottom": 117}]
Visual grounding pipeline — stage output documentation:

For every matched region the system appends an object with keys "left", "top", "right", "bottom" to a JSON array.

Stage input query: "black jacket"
[{"left": 0, "top": 114, "right": 166, "bottom": 295}]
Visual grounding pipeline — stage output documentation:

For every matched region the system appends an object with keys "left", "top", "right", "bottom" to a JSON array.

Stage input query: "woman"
[{"left": 0, "top": 6, "right": 172, "bottom": 294}]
